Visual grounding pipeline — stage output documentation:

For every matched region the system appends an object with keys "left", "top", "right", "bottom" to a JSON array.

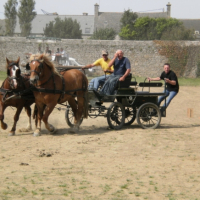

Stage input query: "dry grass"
[{"left": 0, "top": 85, "right": 200, "bottom": 199}]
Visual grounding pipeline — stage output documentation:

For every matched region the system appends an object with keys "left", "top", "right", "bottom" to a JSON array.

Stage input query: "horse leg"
[
  {"left": 9, "top": 105, "right": 24, "bottom": 136},
  {"left": 0, "top": 103, "right": 7, "bottom": 130},
  {"left": 33, "top": 103, "right": 44, "bottom": 137},
  {"left": 18, "top": 106, "right": 32, "bottom": 132},
  {"left": 68, "top": 97, "right": 80, "bottom": 133},
  {"left": 42, "top": 103, "right": 57, "bottom": 134},
  {"left": 76, "top": 92, "right": 85, "bottom": 126}
]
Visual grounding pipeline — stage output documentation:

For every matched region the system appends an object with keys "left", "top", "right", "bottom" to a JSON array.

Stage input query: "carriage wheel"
[
  {"left": 136, "top": 103, "right": 161, "bottom": 129},
  {"left": 124, "top": 106, "right": 136, "bottom": 126},
  {"left": 107, "top": 102, "right": 125, "bottom": 130},
  {"left": 65, "top": 107, "right": 83, "bottom": 128}
]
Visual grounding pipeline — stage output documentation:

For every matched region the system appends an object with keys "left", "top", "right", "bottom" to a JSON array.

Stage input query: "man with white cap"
[{"left": 82, "top": 50, "right": 114, "bottom": 90}]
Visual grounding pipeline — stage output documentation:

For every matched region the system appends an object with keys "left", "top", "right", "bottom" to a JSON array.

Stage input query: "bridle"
[
  {"left": 7, "top": 62, "right": 22, "bottom": 89},
  {"left": 29, "top": 59, "right": 44, "bottom": 77},
  {"left": 29, "top": 59, "right": 54, "bottom": 87}
]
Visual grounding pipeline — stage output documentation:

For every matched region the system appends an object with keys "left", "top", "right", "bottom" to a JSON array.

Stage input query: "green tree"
[
  {"left": 17, "top": 0, "right": 36, "bottom": 37},
  {"left": 4, "top": 0, "right": 18, "bottom": 36},
  {"left": 90, "top": 28, "right": 116, "bottom": 40},
  {"left": 120, "top": 16, "right": 194, "bottom": 40},
  {"left": 43, "top": 17, "right": 82, "bottom": 39},
  {"left": 120, "top": 9, "right": 138, "bottom": 29}
]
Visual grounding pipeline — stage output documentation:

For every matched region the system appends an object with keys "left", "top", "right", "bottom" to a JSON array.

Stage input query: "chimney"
[
  {"left": 83, "top": 13, "right": 88, "bottom": 16},
  {"left": 166, "top": 2, "right": 171, "bottom": 18},
  {"left": 94, "top": 3, "right": 99, "bottom": 17}
]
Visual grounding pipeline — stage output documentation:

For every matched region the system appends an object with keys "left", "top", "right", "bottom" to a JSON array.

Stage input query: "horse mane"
[{"left": 30, "top": 54, "right": 61, "bottom": 77}]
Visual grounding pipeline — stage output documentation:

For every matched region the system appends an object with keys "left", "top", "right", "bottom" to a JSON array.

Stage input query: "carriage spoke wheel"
[
  {"left": 107, "top": 102, "right": 125, "bottom": 130},
  {"left": 124, "top": 106, "right": 136, "bottom": 126},
  {"left": 136, "top": 103, "right": 161, "bottom": 129},
  {"left": 65, "top": 106, "right": 83, "bottom": 128}
]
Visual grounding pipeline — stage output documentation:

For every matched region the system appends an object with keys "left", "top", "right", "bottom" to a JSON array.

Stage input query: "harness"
[
  {"left": 1, "top": 61, "right": 35, "bottom": 102},
  {"left": 29, "top": 59, "right": 87, "bottom": 101},
  {"left": 0, "top": 77, "right": 34, "bottom": 102}
]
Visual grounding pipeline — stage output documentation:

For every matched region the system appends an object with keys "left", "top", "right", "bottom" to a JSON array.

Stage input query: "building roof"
[
  {"left": 96, "top": 12, "right": 123, "bottom": 32},
  {"left": 138, "top": 12, "right": 168, "bottom": 18},
  {"left": 14, "top": 14, "right": 94, "bottom": 35},
  {"left": 95, "top": 11, "right": 169, "bottom": 33},
  {"left": 179, "top": 19, "right": 200, "bottom": 31}
]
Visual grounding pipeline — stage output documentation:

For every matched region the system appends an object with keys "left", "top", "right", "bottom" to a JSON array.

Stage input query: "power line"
[{"left": 138, "top": 8, "right": 164, "bottom": 13}]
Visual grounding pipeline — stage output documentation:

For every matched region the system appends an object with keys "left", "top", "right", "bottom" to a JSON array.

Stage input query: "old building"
[
  {"left": 94, "top": 2, "right": 171, "bottom": 33},
  {"left": 1, "top": 2, "right": 200, "bottom": 39},
  {"left": 13, "top": 2, "right": 171, "bottom": 38}
]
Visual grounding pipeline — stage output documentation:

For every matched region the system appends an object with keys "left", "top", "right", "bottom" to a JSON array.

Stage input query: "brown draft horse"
[
  {"left": 28, "top": 54, "right": 88, "bottom": 136},
  {"left": 0, "top": 57, "right": 35, "bottom": 136}
]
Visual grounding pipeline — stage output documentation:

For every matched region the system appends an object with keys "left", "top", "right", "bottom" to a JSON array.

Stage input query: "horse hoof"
[
  {"left": 33, "top": 131, "right": 41, "bottom": 137},
  {"left": 49, "top": 127, "right": 57, "bottom": 135},
  {"left": 1, "top": 123, "right": 8, "bottom": 130},
  {"left": 8, "top": 132, "right": 15, "bottom": 136}
]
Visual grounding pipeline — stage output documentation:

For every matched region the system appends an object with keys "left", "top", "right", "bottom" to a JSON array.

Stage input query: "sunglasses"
[{"left": 102, "top": 54, "right": 108, "bottom": 56}]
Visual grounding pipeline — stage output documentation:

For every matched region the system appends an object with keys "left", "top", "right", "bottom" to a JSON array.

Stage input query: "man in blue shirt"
[{"left": 100, "top": 49, "right": 131, "bottom": 95}]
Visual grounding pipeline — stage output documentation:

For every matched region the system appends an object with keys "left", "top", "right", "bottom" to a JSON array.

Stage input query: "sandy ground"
[{"left": 0, "top": 86, "right": 200, "bottom": 200}]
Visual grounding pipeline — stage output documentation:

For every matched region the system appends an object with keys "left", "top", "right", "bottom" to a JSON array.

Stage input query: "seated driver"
[
  {"left": 99, "top": 49, "right": 131, "bottom": 96},
  {"left": 82, "top": 50, "right": 114, "bottom": 90}
]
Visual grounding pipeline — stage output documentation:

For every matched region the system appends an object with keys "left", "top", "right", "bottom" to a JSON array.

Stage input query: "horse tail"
[{"left": 82, "top": 75, "right": 88, "bottom": 119}]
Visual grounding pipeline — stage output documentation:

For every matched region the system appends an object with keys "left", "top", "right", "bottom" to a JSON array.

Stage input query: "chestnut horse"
[
  {"left": 0, "top": 57, "right": 35, "bottom": 136},
  {"left": 28, "top": 54, "right": 88, "bottom": 136}
]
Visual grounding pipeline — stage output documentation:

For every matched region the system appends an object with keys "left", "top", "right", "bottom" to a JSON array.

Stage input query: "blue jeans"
[
  {"left": 158, "top": 89, "right": 178, "bottom": 108},
  {"left": 100, "top": 74, "right": 121, "bottom": 95},
  {"left": 89, "top": 75, "right": 110, "bottom": 90}
]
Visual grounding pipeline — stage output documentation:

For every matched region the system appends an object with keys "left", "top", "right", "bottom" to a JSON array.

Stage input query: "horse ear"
[
  {"left": 6, "top": 57, "right": 9, "bottom": 65},
  {"left": 16, "top": 57, "right": 20, "bottom": 66}
]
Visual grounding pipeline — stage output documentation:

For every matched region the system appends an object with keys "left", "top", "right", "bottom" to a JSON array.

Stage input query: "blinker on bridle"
[
  {"left": 29, "top": 59, "right": 44, "bottom": 76},
  {"left": 7, "top": 62, "right": 21, "bottom": 89},
  {"left": 7, "top": 62, "right": 21, "bottom": 78}
]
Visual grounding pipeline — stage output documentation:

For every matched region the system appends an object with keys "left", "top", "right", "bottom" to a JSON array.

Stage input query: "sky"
[{"left": 0, "top": 0, "right": 200, "bottom": 19}]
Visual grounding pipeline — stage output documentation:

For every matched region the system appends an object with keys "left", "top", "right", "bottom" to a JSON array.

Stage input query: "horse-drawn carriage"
[
  {"left": 65, "top": 72, "right": 167, "bottom": 130},
  {"left": 0, "top": 55, "right": 167, "bottom": 136}
]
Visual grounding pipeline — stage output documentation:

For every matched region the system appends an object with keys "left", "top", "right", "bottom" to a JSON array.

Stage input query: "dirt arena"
[{"left": 0, "top": 86, "right": 200, "bottom": 200}]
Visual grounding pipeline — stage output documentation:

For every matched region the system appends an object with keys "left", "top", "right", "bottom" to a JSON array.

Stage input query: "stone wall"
[{"left": 0, "top": 37, "right": 200, "bottom": 78}]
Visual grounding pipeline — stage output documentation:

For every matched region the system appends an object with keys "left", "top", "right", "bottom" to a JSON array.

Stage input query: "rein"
[{"left": 0, "top": 76, "right": 34, "bottom": 102}]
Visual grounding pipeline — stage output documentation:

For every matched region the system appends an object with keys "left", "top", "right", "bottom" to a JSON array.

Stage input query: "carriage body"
[{"left": 66, "top": 73, "right": 167, "bottom": 130}]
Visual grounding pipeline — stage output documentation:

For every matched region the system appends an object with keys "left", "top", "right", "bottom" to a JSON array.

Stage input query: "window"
[{"left": 85, "top": 28, "right": 90, "bottom": 34}]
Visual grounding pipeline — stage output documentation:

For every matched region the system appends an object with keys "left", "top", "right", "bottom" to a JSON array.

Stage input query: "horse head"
[
  {"left": 6, "top": 57, "right": 21, "bottom": 89},
  {"left": 29, "top": 54, "right": 45, "bottom": 85},
  {"left": 29, "top": 54, "right": 60, "bottom": 85}
]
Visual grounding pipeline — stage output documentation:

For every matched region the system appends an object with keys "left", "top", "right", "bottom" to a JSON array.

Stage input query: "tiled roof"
[
  {"left": 180, "top": 19, "right": 200, "bottom": 31},
  {"left": 95, "top": 11, "right": 168, "bottom": 33},
  {"left": 14, "top": 14, "right": 94, "bottom": 35}
]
